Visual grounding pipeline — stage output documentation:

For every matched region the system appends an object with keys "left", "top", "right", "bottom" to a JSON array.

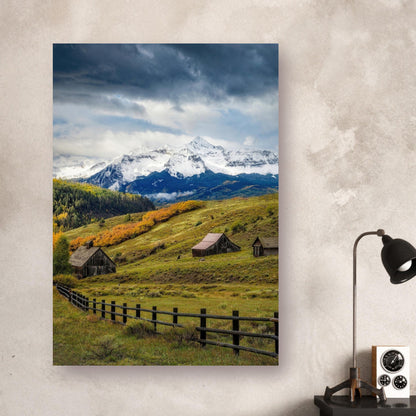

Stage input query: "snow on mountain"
[
  {"left": 165, "top": 149, "right": 207, "bottom": 178},
  {"left": 181, "top": 136, "right": 278, "bottom": 176},
  {"left": 53, "top": 155, "right": 108, "bottom": 179},
  {"left": 59, "top": 137, "right": 278, "bottom": 194},
  {"left": 113, "top": 148, "right": 172, "bottom": 182},
  {"left": 223, "top": 148, "right": 279, "bottom": 175}
]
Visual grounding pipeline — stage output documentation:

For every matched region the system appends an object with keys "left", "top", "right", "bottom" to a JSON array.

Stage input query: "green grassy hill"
[
  {"left": 64, "top": 193, "right": 278, "bottom": 283},
  {"left": 55, "top": 193, "right": 278, "bottom": 365}
]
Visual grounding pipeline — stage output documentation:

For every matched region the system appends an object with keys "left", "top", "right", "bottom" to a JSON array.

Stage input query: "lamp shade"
[{"left": 381, "top": 235, "right": 416, "bottom": 284}]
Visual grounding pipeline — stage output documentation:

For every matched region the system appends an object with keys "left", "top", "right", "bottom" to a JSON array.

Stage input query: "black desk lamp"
[{"left": 324, "top": 229, "right": 416, "bottom": 402}]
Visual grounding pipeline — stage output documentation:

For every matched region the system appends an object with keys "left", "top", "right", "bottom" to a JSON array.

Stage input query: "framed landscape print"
[{"left": 53, "top": 44, "right": 279, "bottom": 365}]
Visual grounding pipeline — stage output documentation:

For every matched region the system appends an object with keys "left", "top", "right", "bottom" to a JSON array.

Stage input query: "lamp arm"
[{"left": 352, "top": 229, "right": 385, "bottom": 368}]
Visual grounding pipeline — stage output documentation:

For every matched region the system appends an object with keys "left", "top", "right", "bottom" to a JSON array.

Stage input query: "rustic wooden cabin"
[
  {"left": 192, "top": 233, "right": 240, "bottom": 257},
  {"left": 69, "top": 241, "right": 116, "bottom": 279},
  {"left": 252, "top": 236, "right": 278, "bottom": 257}
]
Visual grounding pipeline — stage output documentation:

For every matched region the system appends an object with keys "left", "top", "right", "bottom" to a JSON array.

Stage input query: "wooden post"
[
  {"left": 173, "top": 307, "right": 178, "bottom": 325},
  {"left": 101, "top": 300, "right": 105, "bottom": 319},
  {"left": 232, "top": 310, "right": 240, "bottom": 356},
  {"left": 123, "top": 303, "right": 127, "bottom": 324},
  {"left": 136, "top": 304, "right": 141, "bottom": 319},
  {"left": 111, "top": 301, "right": 116, "bottom": 322},
  {"left": 93, "top": 299, "right": 96, "bottom": 314},
  {"left": 86, "top": 297, "right": 89, "bottom": 312},
  {"left": 274, "top": 312, "right": 279, "bottom": 355},
  {"left": 200, "top": 308, "right": 206, "bottom": 347},
  {"left": 69, "top": 290, "right": 72, "bottom": 305},
  {"left": 152, "top": 306, "right": 157, "bottom": 332}
]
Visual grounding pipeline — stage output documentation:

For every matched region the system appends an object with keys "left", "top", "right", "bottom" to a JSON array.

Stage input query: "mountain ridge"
[{"left": 56, "top": 137, "right": 278, "bottom": 203}]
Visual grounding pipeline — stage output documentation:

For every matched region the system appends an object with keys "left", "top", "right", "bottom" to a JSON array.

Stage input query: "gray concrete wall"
[{"left": 1, "top": 2, "right": 416, "bottom": 415}]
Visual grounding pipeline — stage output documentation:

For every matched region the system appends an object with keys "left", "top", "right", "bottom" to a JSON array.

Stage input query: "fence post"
[
  {"left": 274, "top": 312, "right": 279, "bottom": 355},
  {"left": 173, "top": 307, "right": 178, "bottom": 325},
  {"left": 152, "top": 306, "right": 157, "bottom": 332},
  {"left": 111, "top": 301, "right": 116, "bottom": 322},
  {"left": 232, "top": 310, "right": 239, "bottom": 356},
  {"left": 93, "top": 299, "right": 96, "bottom": 314},
  {"left": 101, "top": 299, "right": 105, "bottom": 319},
  {"left": 136, "top": 304, "right": 141, "bottom": 319},
  {"left": 123, "top": 303, "right": 127, "bottom": 324},
  {"left": 200, "top": 308, "right": 206, "bottom": 348},
  {"left": 69, "top": 290, "right": 72, "bottom": 305},
  {"left": 86, "top": 297, "right": 89, "bottom": 312}
]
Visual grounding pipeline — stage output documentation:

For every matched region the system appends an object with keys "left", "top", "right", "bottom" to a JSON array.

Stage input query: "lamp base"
[{"left": 324, "top": 368, "right": 386, "bottom": 402}]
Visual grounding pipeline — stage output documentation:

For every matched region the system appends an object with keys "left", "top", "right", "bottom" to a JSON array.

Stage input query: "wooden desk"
[{"left": 314, "top": 396, "right": 416, "bottom": 415}]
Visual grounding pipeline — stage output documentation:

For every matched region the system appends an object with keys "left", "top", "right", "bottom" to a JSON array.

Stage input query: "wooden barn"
[
  {"left": 252, "top": 236, "right": 278, "bottom": 257},
  {"left": 192, "top": 233, "right": 241, "bottom": 257},
  {"left": 69, "top": 241, "right": 116, "bottom": 279}
]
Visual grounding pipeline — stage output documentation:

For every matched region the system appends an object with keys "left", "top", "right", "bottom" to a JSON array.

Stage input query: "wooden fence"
[{"left": 56, "top": 284, "right": 279, "bottom": 359}]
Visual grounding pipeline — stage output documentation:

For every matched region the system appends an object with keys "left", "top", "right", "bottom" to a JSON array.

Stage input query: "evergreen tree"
[{"left": 53, "top": 234, "right": 72, "bottom": 275}]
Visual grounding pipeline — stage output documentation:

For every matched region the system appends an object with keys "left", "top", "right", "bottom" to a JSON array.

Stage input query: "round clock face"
[
  {"left": 393, "top": 375, "right": 407, "bottom": 390},
  {"left": 381, "top": 350, "right": 405, "bottom": 373},
  {"left": 378, "top": 374, "right": 391, "bottom": 386}
]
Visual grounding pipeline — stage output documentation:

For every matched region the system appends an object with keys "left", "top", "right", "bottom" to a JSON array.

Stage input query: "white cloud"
[
  {"left": 54, "top": 130, "right": 195, "bottom": 159},
  {"left": 244, "top": 136, "right": 256, "bottom": 146}
]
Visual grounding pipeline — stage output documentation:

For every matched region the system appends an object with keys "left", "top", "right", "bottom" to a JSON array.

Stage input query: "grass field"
[{"left": 54, "top": 193, "right": 278, "bottom": 365}]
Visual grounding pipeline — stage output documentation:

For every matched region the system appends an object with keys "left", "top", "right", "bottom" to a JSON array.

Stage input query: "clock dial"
[
  {"left": 381, "top": 350, "right": 405, "bottom": 373},
  {"left": 378, "top": 374, "right": 391, "bottom": 386},
  {"left": 393, "top": 375, "right": 407, "bottom": 390}
]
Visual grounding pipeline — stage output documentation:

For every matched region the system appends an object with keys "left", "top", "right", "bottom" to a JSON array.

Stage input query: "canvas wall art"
[{"left": 53, "top": 43, "right": 279, "bottom": 365}]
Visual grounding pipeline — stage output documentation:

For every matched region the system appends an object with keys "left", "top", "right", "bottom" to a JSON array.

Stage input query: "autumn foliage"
[
  {"left": 53, "top": 179, "right": 154, "bottom": 231},
  {"left": 69, "top": 200, "right": 204, "bottom": 251},
  {"left": 53, "top": 231, "right": 64, "bottom": 249}
]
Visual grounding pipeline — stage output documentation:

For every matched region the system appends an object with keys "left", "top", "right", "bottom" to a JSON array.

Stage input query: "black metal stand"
[{"left": 324, "top": 368, "right": 386, "bottom": 402}]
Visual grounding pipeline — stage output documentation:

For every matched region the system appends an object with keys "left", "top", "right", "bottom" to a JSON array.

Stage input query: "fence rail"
[{"left": 56, "top": 284, "right": 278, "bottom": 359}]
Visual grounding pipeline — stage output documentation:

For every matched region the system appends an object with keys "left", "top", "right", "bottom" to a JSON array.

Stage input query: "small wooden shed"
[
  {"left": 69, "top": 241, "right": 116, "bottom": 279},
  {"left": 192, "top": 233, "right": 241, "bottom": 257},
  {"left": 252, "top": 236, "right": 278, "bottom": 257}
]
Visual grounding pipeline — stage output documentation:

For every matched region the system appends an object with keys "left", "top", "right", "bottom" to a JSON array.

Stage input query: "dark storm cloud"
[{"left": 53, "top": 44, "right": 278, "bottom": 104}]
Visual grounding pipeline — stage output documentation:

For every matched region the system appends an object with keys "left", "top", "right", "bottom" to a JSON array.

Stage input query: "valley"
[{"left": 54, "top": 193, "right": 278, "bottom": 365}]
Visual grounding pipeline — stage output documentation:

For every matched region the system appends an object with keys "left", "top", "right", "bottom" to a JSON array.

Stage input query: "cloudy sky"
[{"left": 53, "top": 44, "right": 279, "bottom": 161}]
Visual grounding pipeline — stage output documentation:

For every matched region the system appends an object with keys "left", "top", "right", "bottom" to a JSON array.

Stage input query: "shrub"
[
  {"left": 53, "top": 274, "right": 79, "bottom": 288},
  {"left": 125, "top": 321, "right": 155, "bottom": 339},
  {"left": 163, "top": 325, "right": 198, "bottom": 346},
  {"left": 147, "top": 291, "right": 162, "bottom": 298},
  {"left": 114, "top": 252, "right": 127, "bottom": 264},
  {"left": 89, "top": 335, "right": 123, "bottom": 360},
  {"left": 231, "top": 221, "right": 246, "bottom": 234}
]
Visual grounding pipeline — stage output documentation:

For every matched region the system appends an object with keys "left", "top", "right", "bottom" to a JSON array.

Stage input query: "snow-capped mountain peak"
[
  {"left": 186, "top": 136, "right": 223, "bottom": 154},
  {"left": 56, "top": 137, "right": 278, "bottom": 194}
]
